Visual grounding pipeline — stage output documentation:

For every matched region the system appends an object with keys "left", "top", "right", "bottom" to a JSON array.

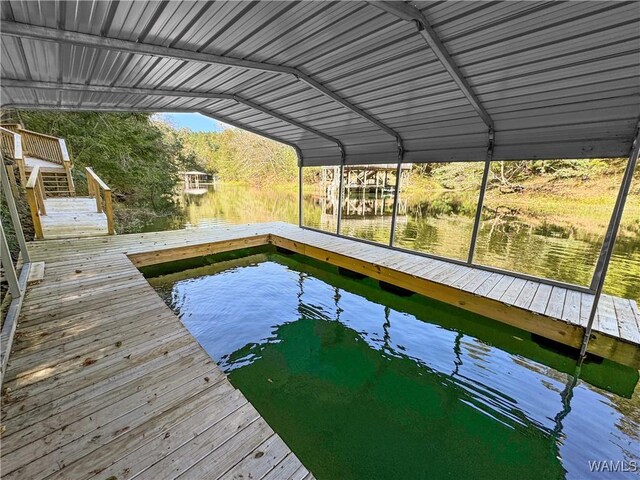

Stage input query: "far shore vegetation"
[{"left": 2, "top": 110, "right": 638, "bottom": 244}]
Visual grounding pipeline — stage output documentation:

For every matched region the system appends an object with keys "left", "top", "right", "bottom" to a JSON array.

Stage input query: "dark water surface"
[
  {"left": 146, "top": 184, "right": 640, "bottom": 302},
  {"left": 149, "top": 254, "right": 640, "bottom": 480}
]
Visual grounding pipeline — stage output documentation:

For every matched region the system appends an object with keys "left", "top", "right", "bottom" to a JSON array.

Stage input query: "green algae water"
[{"left": 148, "top": 252, "right": 640, "bottom": 480}]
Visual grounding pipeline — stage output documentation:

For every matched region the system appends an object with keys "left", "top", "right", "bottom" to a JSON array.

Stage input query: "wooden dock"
[
  {"left": 2, "top": 222, "right": 639, "bottom": 479},
  {"left": 1, "top": 223, "right": 313, "bottom": 480},
  {"left": 16, "top": 222, "right": 640, "bottom": 369}
]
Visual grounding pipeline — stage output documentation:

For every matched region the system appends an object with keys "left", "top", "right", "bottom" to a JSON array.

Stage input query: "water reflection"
[
  {"left": 144, "top": 183, "right": 640, "bottom": 302},
  {"left": 152, "top": 258, "right": 640, "bottom": 480}
]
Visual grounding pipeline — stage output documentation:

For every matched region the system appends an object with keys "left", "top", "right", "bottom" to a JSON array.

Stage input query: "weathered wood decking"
[
  {"left": 16, "top": 222, "right": 640, "bottom": 368},
  {"left": 1, "top": 224, "right": 313, "bottom": 480},
  {"left": 2, "top": 221, "right": 639, "bottom": 479}
]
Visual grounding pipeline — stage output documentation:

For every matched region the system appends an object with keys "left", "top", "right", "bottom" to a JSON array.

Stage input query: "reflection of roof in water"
[{"left": 181, "top": 171, "right": 208, "bottom": 176}]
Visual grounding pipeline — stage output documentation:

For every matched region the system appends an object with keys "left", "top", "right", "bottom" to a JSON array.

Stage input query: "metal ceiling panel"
[{"left": 1, "top": 0, "right": 638, "bottom": 165}]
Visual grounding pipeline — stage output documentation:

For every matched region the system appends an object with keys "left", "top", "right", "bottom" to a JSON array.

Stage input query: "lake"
[
  {"left": 145, "top": 183, "right": 640, "bottom": 302},
  {"left": 148, "top": 252, "right": 640, "bottom": 480}
]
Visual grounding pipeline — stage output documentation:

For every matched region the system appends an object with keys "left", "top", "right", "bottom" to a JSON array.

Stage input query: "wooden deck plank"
[
  {"left": 545, "top": 287, "right": 567, "bottom": 319},
  {"left": 459, "top": 269, "right": 493, "bottom": 293},
  {"left": 2, "top": 364, "right": 224, "bottom": 475},
  {"left": 90, "top": 391, "right": 249, "bottom": 480},
  {"left": 612, "top": 297, "right": 640, "bottom": 344},
  {"left": 499, "top": 277, "right": 527, "bottom": 305},
  {"left": 487, "top": 275, "right": 516, "bottom": 301},
  {"left": 4, "top": 365, "right": 225, "bottom": 479},
  {"left": 431, "top": 264, "right": 466, "bottom": 284},
  {"left": 2, "top": 346, "right": 213, "bottom": 449},
  {"left": 513, "top": 280, "right": 540, "bottom": 310},
  {"left": 169, "top": 419, "right": 275, "bottom": 479},
  {"left": 219, "top": 434, "right": 292, "bottom": 480},
  {"left": 562, "top": 289, "right": 582, "bottom": 326},
  {"left": 451, "top": 267, "right": 484, "bottom": 289},
  {"left": 473, "top": 272, "right": 504, "bottom": 297},
  {"left": 1, "top": 231, "right": 311, "bottom": 479},
  {"left": 529, "top": 283, "right": 553, "bottom": 315},
  {"left": 596, "top": 295, "right": 620, "bottom": 337},
  {"left": 8, "top": 308, "right": 180, "bottom": 374},
  {"left": 580, "top": 293, "right": 597, "bottom": 330},
  {"left": 12, "top": 302, "right": 171, "bottom": 354},
  {"left": 3, "top": 343, "right": 203, "bottom": 436},
  {"left": 262, "top": 452, "right": 311, "bottom": 480}
]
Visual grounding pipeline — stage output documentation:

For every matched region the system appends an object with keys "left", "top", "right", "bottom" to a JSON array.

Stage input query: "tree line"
[{"left": 170, "top": 126, "right": 298, "bottom": 184}]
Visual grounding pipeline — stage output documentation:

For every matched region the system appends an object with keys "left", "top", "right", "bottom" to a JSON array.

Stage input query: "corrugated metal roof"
[{"left": 1, "top": 0, "right": 639, "bottom": 165}]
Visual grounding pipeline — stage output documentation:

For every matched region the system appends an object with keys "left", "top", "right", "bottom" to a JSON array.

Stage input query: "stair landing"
[
  {"left": 24, "top": 156, "right": 63, "bottom": 170},
  {"left": 40, "top": 197, "right": 109, "bottom": 239}
]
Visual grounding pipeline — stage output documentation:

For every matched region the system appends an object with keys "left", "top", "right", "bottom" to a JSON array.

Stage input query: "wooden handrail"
[
  {"left": 1, "top": 127, "right": 26, "bottom": 186},
  {"left": 3, "top": 126, "right": 76, "bottom": 194},
  {"left": 15, "top": 127, "right": 64, "bottom": 142},
  {"left": 0, "top": 123, "right": 22, "bottom": 134},
  {"left": 25, "top": 167, "right": 46, "bottom": 239},
  {"left": 85, "top": 167, "right": 115, "bottom": 235}
]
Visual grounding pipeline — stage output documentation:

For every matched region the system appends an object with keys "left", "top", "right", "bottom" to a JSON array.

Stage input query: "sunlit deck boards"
[
  {"left": 40, "top": 197, "right": 109, "bottom": 239},
  {"left": 18, "top": 221, "right": 640, "bottom": 366},
  {"left": 1, "top": 241, "right": 314, "bottom": 480}
]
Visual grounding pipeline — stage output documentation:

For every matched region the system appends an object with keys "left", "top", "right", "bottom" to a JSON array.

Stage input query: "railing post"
[
  {"left": 85, "top": 167, "right": 116, "bottom": 235},
  {"left": 26, "top": 167, "right": 44, "bottom": 239},
  {"left": 0, "top": 163, "right": 30, "bottom": 263},
  {"left": 59, "top": 138, "right": 75, "bottom": 195},
  {"left": 95, "top": 187, "right": 103, "bottom": 213},
  {"left": 17, "top": 159, "right": 26, "bottom": 185},
  {"left": 580, "top": 122, "right": 640, "bottom": 358},
  {"left": 36, "top": 174, "right": 47, "bottom": 215},
  {"left": 104, "top": 190, "right": 115, "bottom": 235},
  {"left": 467, "top": 129, "right": 494, "bottom": 264}
]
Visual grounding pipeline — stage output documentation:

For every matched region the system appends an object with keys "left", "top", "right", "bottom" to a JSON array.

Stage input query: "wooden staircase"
[{"left": 1, "top": 125, "right": 115, "bottom": 240}]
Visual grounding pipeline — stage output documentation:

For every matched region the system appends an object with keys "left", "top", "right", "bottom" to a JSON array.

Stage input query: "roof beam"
[
  {"left": 0, "top": 102, "right": 305, "bottom": 162},
  {"left": 369, "top": 1, "right": 494, "bottom": 130},
  {"left": 1, "top": 79, "right": 345, "bottom": 159},
  {"left": 1, "top": 20, "right": 401, "bottom": 153}
]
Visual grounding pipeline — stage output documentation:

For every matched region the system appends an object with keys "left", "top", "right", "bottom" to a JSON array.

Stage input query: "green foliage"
[
  {"left": 14, "top": 111, "right": 197, "bottom": 210},
  {"left": 487, "top": 159, "right": 621, "bottom": 185},
  {"left": 0, "top": 190, "right": 33, "bottom": 260},
  {"left": 409, "top": 159, "right": 626, "bottom": 191},
  {"left": 177, "top": 127, "right": 298, "bottom": 184}
]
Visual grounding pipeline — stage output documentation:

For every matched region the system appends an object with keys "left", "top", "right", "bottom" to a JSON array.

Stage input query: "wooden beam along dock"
[{"left": 2, "top": 222, "right": 639, "bottom": 480}]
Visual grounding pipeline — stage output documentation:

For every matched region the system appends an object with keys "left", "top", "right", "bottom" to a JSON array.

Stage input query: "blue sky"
[{"left": 155, "top": 113, "right": 228, "bottom": 132}]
